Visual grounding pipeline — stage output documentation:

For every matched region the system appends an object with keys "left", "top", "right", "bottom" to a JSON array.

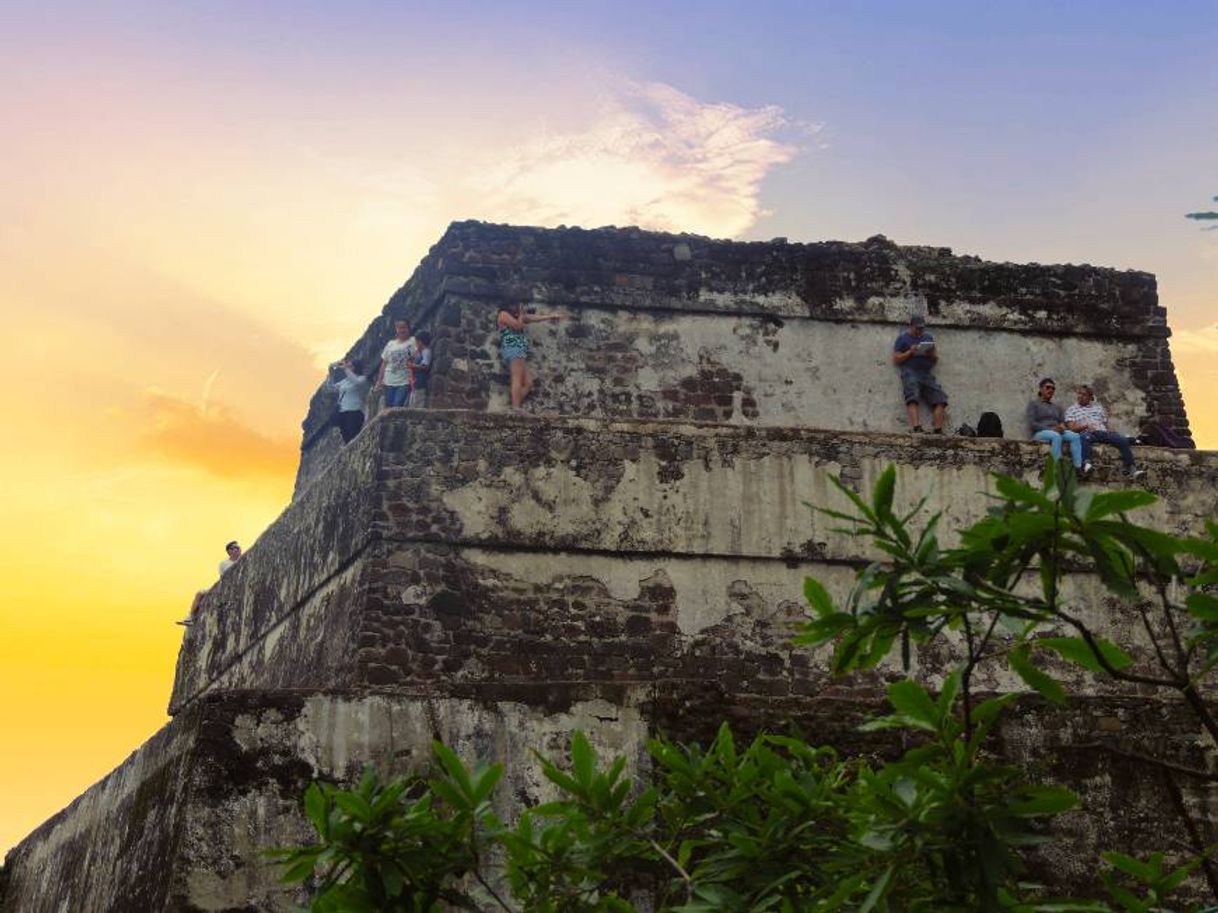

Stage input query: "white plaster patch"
[
  {"left": 442, "top": 448, "right": 848, "bottom": 560},
  {"left": 696, "top": 288, "right": 807, "bottom": 316},
  {"left": 517, "top": 305, "right": 1151, "bottom": 436}
]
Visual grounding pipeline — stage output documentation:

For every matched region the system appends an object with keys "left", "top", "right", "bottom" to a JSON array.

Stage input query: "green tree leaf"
[
  {"left": 1037, "top": 635, "right": 1134, "bottom": 673},
  {"left": 333, "top": 792, "right": 373, "bottom": 823},
  {"left": 1009, "top": 645, "right": 1067, "bottom": 705},
  {"left": 304, "top": 782, "right": 329, "bottom": 837},
  {"left": 872, "top": 465, "right": 897, "bottom": 521},
  {"left": 1003, "top": 785, "right": 1079, "bottom": 817},
  {"left": 1085, "top": 488, "right": 1157, "bottom": 520},
  {"left": 803, "top": 577, "right": 836, "bottom": 617},
  {"left": 886, "top": 678, "right": 941, "bottom": 729}
]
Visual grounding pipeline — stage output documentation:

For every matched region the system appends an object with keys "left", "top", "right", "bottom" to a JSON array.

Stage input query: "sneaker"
[
  {"left": 911, "top": 425, "right": 925, "bottom": 434},
  {"left": 932, "top": 427, "right": 944, "bottom": 435},
  {"left": 1082, "top": 462, "right": 1093, "bottom": 475},
  {"left": 176, "top": 618, "right": 194, "bottom": 626},
  {"left": 1125, "top": 467, "right": 1147, "bottom": 480}
]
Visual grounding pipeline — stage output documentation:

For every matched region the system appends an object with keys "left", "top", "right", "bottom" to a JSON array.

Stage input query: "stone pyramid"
[{"left": 5, "top": 222, "right": 1215, "bottom": 911}]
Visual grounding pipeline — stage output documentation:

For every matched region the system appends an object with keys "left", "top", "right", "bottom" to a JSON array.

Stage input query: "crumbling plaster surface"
[
  {"left": 356, "top": 540, "right": 1184, "bottom": 704},
  {"left": 175, "top": 411, "right": 1218, "bottom": 711},
  {"left": 2, "top": 710, "right": 199, "bottom": 913},
  {"left": 403, "top": 412, "right": 1216, "bottom": 561},
  {"left": 456, "top": 547, "right": 833, "bottom": 638},
  {"left": 7, "top": 688, "right": 1212, "bottom": 911},
  {"left": 454, "top": 303, "right": 1147, "bottom": 436},
  {"left": 175, "top": 557, "right": 371, "bottom": 711},
  {"left": 296, "top": 221, "right": 1189, "bottom": 495},
  {"left": 171, "top": 425, "right": 384, "bottom": 711},
  {"left": 180, "top": 693, "right": 650, "bottom": 911},
  {"left": 438, "top": 448, "right": 847, "bottom": 559},
  {"left": 5, "top": 693, "right": 651, "bottom": 913}
]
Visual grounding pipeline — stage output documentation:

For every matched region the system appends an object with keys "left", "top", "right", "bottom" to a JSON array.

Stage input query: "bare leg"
[
  {"left": 931, "top": 403, "right": 946, "bottom": 431},
  {"left": 906, "top": 401, "right": 922, "bottom": 429},
  {"left": 521, "top": 363, "right": 534, "bottom": 402},
  {"left": 509, "top": 359, "right": 527, "bottom": 408}
]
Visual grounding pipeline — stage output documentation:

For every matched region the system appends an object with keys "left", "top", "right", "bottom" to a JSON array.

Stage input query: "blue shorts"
[
  {"left": 500, "top": 341, "right": 529, "bottom": 363},
  {"left": 899, "top": 368, "right": 948, "bottom": 406}
]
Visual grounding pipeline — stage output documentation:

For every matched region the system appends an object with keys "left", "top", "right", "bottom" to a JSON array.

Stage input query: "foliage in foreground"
[{"left": 275, "top": 460, "right": 1218, "bottom": 912}]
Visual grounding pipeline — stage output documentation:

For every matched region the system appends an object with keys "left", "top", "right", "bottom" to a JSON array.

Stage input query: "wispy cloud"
[
  {"left": 467, "top": 82, "right": 804, "bottom": 238},
  {"left": 1172, "top": 326, "right": 1218, "bottom": 355},
  {"left": 138, "top": 389, "right": 297, "bottom": 481}
]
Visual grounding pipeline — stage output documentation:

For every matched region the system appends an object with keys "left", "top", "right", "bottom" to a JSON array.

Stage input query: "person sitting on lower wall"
[
  {"left": 1064, "top": 384, "right": 1146, "bottom": 480},
  {"left": 178, "top": 541, "right": 242, "bottom": 626},
  {"left": 218, "top": 540, "right": 241, "bottom": 575},
  {"left": 1026, "top": 377, "right": 1086, "bottom": 471}
]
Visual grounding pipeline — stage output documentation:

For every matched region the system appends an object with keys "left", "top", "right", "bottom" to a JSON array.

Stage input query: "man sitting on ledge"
[
  {"left": 178, "top": 541, "right": 242, "bottom": 626},
  {"left": 1065, "top": 384, "right": 1146, "bottom": 480},
  {"left": 1027, "top": 377, "right": 1085, "bottom": 471}
]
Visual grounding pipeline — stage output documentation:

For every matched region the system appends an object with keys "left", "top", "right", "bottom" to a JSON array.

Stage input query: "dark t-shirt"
[
  {"left": 894, "top": 331, "right": 936, "bottom": 372},
  {"left": 410, "top": 348, "right": 432, "bottom": 390}
]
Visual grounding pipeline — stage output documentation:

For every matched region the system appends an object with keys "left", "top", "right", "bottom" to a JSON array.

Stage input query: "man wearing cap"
[{"left": 892, "top": 315, "right": 948, "bottom": 433}]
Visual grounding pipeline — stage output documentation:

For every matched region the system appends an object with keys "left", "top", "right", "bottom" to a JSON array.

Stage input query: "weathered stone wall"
[
  {"left": 2, "top": 690, "right": 654, "bottom": 913},
  {"left": 176, "top": 410, "right": 1218, "bottom": 716},
  {"left": 408, "top": 296, "right": 1159, "bottom": 433},
  {"left": 297, "top": 222, "right": 1191, "bottom": 496},
  {"left": 6, "top": 689, "right": 1211, "bottom": 912},
  {"left": 7, "top": 225, "right": 1211, "bottom": 911},
  {"left": 170, "top": 422, "right": 385, "bottom": 711},
  {"left": 3, "top": 708, "right": 200, "bottom": 912}
]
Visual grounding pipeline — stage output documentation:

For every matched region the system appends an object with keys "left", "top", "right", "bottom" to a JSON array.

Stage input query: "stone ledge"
[
  {"left": 298, "top": 222, "right": 1191, "bottom": 494},
  {"left": 172, "top": 409, "right": 1218, "bottom": 714}
]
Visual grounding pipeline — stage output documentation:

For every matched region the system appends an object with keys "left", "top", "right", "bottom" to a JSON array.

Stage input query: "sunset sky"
[{"left": 3, "top": 0, "right": 1217, "bottom": 855}]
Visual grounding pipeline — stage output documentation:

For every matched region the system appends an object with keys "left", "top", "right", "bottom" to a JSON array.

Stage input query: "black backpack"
[{"left": 976, "top": 412, "right": 1004, "bottom": 438}]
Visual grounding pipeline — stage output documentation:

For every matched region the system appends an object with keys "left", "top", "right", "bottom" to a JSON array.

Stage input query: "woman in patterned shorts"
[{"left": 497, "top": 301, "right": 564, "bottom": 408}]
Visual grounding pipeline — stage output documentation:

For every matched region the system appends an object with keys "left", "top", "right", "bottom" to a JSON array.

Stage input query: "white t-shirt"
[
  {"left": 219, "top": 558, "right": 237, "bottom": 576},
  {"left": 381, "top": 337, "right": 418, "bottom": 387},
  {"left": 1064, "top": 402, "right": 1108, "bottom": 432},
  {"left": 327, "top": 369, "right": 370, "bottom": 412}
]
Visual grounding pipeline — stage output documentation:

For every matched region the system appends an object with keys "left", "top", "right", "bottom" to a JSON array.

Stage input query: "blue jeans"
[
  {"left": 1033, "top": 429, "right": 1083, "bottom": 466},
  {"left": 1083, "top": 430, "right": 1136, "bottom": 469},
  {"left": 383, "top": 384, "right": 410, "bottom": 407}
]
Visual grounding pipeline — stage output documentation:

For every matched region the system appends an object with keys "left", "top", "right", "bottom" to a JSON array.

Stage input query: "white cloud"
[
  {"left": 1172, "top": 326, "right": 1218, "bottom": 355},
  {"left": 465, "top": 82, "right": 804, "bottom": 238}
]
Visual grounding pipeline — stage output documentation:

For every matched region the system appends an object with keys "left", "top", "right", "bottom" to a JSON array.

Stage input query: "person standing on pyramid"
[
  {"left": 374, "top": 318, "right": 417, "bottom": 408},
  {"left": 497, "top": 301, "right": 564, "bottom": 408},
  {"left": 892, "top": 313, "right": 948, "bottom": 433},
  {"left": 408, "top": 331, "right": 432, "bottom": 408},
  {"left": 326, "top": 358, "right": 370, "bottom": 443}
]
